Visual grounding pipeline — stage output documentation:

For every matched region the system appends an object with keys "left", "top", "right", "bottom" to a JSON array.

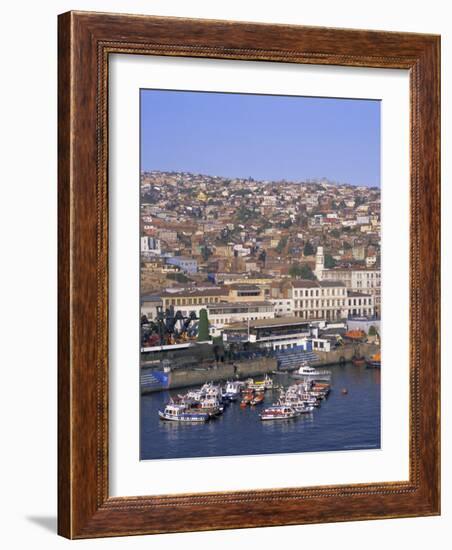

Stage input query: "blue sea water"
[{"left": 140, "top": 363, "right": 381, "bottom": 460}]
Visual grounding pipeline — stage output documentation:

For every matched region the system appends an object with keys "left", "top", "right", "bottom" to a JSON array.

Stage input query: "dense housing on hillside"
[{"left": 140, "top": 171, "right": 381, "bottom": 348}]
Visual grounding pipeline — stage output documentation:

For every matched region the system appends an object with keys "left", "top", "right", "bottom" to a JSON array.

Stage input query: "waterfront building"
[
  {"left": 222, "top": 317, "right": 311, "bottom": 350},
  {"left": 291, "top": 279, "right": 375, "bottom": 321},
  {"left": 292, "top": 280, "right": 347, "bottom": 321},
  {"left": 270, "top": 298, "right": 293, "bottom": 317},
  {"left": 227, "top": 284, "right": 266, "bottom": 303},
  {"left": 160, "top": 287, "right": 228, "bottom": 318},
  {"left": 346, "top": 291, "right": 375, "bottom": 318},
  {"left": 314, "top": 246, "right": 381, "bottom": 316},
  {"left": 207, "top": 301, "right": 275, "bottom": 335}
]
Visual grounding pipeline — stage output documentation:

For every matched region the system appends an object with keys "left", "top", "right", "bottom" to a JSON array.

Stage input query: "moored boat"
[
  {"left": 263, "top": 374, "right": 273, "bottom": 389},
  {"left": 292, "top": 365, "right": 331, "bottom": 381},
  {"left": 223, "top": 380, "right": 243, "bottom": 401},
  {"left": 159, "top": 404, "right": 210, "bottom": 423},
  {"left": 246, "top": 379, "right": 267, "bottom": 391},
  {"left": 250, "top": 392, "right": 265, "bottom": 406},
  {"left": 260, "top": 405, "right": 300, "bottom": 421},
  {"left": 366, "top": 352, "right": 381, "bottom": 368},
  {"left": 196, "top": 396, "right": 224, "bottom": 416}
]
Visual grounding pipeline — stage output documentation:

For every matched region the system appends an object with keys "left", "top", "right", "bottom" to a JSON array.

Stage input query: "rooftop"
[
  {"left": 141, "top": 294, "right": 162, "bottom": 303},
  {"left": 224, "top": 316, "right": 310, "bottom": 331},
  {"left": 160, "top": 287, "right": 228, "bottom": 298},
  {"left": 227, "top": 283, "right": 261, "bottom": 291},
  {"left": 207, "top": 301, "right": 273, "bottom": 310},
  {"left": 291, "top": 279, "right": 346, "bottom": 288}
]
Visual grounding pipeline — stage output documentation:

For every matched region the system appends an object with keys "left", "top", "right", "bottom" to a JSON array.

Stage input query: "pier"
[
  {"left": 140, "top": 343, "right": 379, "bottom": 393},
  {"left": 313, "top": 343, "right": 379, "bottom": 366},
  {"left": 141, "top": 357, "right": 277, "bottom": 394}
]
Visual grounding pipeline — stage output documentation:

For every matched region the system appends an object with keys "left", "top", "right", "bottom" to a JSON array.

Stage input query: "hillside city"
[{"left": 140, "top": 170, "right": 381, "bottom": 353}]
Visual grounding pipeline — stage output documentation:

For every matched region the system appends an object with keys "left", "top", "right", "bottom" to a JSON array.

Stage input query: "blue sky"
[{"left": 140, "top": 89, "right": 380, "bottom": 187}]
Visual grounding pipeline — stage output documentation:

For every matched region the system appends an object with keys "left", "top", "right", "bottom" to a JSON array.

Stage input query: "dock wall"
[
  {"left": 314, "top": 343, "right": 379, "bottom": 366},
  {"left": 141, "top": 343, "right": 380, "bottom": 393},
  {"left": 142, "top": 357, "right": 277, "bottom": 393},
  {"left": 168, "top": 357, "right": 277, "bottom": 391}
]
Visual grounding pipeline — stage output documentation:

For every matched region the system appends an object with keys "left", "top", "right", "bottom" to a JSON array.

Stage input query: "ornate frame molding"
[{"left": 58, "top": 11, "right": 440, "bottom": 538}]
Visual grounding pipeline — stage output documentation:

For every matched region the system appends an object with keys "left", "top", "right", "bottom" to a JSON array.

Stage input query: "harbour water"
[{"left": 140, "top": 363, "right": 381, "bottom": 460}]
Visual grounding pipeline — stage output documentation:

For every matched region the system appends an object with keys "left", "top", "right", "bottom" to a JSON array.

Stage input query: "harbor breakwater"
[
  {"left": 313, "top": 343, "right": 379, "bottom": 366},
  {"left": 141, "top": 343, "right": 379, "bottom": 393},
  {"left": 141, "top": 357, "right": 277, "bottom": 394}
]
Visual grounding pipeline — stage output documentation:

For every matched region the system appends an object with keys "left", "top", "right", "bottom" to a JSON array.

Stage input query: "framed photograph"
[{"left": 58, "top": 11, "right": 440, "bottom": 538}]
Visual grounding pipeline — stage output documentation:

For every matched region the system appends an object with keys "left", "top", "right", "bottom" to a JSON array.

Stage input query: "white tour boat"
[
  {"left": 223, "top": 380, "right": 243, "bottom": 401},
  {"left": 197, "top": 396, "right": 224, "bottom": 416},
  {"left": 158, "top": 403, "right": 210, "bottom": 423},
  {"left": 259, "top": 405, "right": 300, "bottom": 421},
  {"left": 292, "top": 365, "right": 331, "bottom": 381}
]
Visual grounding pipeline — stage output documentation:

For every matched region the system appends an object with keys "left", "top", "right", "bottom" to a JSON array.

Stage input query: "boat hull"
[
  {"left": 260, "top": 412, "right": 299, "bottom": 421},
  {"left": 291, "top": 373, "right": 331, "bottom": 381},
  {"left": 158, "top": 411, "right": 209, "bottom": 422}
]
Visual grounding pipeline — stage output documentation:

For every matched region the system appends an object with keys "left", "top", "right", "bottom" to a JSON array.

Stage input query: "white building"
[
  {"left": 291, "top": 279, "right": 375, "bottom": 321},
  {"left": 292, "top": 279, "right": 348, "bottom": 321},
  {"left": 141, "top": 236, "right": 161, "bottom": 255},
  {"left": 346, "top": 292, "right": 375, "bottom": 318},
  {"left": 270, "top": 299, "right": 293, "bottom": 317},
  {"left": 207, "top": 301, "right": 275, "bottom": 336},
  {"left": 141, "top": 295, "right": 163, "bottom": 320},
  {"left": 314, "top": 246, "right": 381, "bottom": 316}
]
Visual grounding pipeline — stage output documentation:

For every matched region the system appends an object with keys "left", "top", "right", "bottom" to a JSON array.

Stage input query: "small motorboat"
[
  {"left": 250, "top": 392, "right": 265, "bottom": 406},
  {"left": 159, "top": 404, "right": 209, "bottom": 423},
  {"left": 292, "top": 365, "right": 331, "bottom": 381},
  {"left": 196, "top": 396, "right": 224, "bottom": 416},
  {"left": 223, "top": 380, "right": 243, "bottom": 401},
  {"left": 260, "top": 405, "right": 300, "bottom": 421},
  {"left": 246, "top": 380, "right": 266, "bottom": 391},
  {"left": 366, "top": 353, "right": 381, "bottom": 368}
]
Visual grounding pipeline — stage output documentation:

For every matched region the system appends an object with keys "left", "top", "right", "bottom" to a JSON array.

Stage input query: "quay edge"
[{"left": 141, "top": 343, "right": 379, "bottom": 393}]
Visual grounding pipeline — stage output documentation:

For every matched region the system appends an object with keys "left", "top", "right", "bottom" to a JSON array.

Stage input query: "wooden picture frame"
[{"left": 58, "top": 11, "right": 440, "bottom": 538}]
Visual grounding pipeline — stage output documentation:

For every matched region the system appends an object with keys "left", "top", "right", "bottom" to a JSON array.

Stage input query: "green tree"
[
  {"left": 368, "top": 325, "right": 377, "bottom": 336},
  {"left": 354, "top": 195, "right": 365, "bottom": 207},
  {"left": 303, "top": 241, "right": 315, "bottom": 256},
  {"left": 197, "top": 309, "right": 210, "bottom": 341},
  {"left": 201, "top": 245, "right": 212, "bottom": 262},
  {"left": 289, "top": 263, "right": 315, "bottom": 280},
  {"left": 276, "top": 236, "right": 288, "bottom": 254},
  {"left": 324, "top": 254, "right": 337, "bottom": 268}
]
